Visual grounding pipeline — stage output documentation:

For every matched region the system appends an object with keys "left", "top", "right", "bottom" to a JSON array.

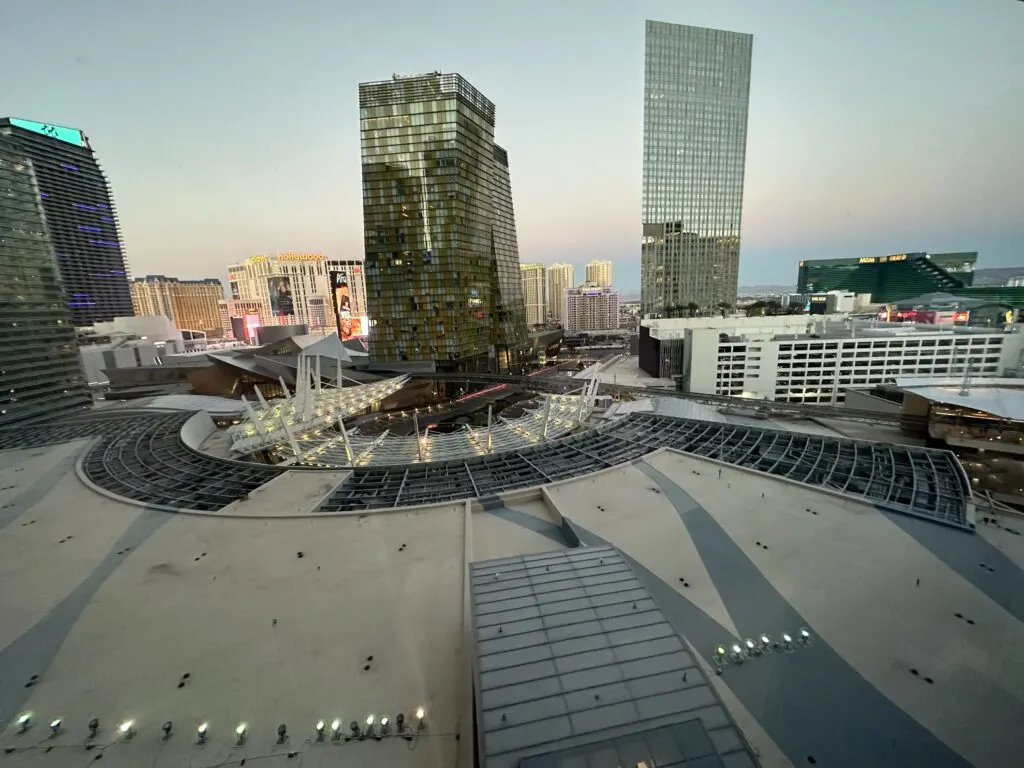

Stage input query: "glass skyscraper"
[
  {"left": 0, "top": 118, "right": 133, "bottom": 327},
  {"left": 358, "top": 72, "right": 527, "bottom": 372},
  {"left": 0, "top": 135, "right": 91, "bottom": 427},
  {"left": 641, "top": 21, "right": 753, "bottom": 316}
]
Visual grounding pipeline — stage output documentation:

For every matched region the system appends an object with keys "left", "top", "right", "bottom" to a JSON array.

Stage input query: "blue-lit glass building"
[{"left": 0, "top": 118, "right": 132, "bottom": 326}]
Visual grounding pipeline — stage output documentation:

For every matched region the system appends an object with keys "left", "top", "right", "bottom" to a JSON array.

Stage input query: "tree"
[
  {"left": 686, "top": 302, "right": 700, "bottom": 317},
  {"left": 716, "top": 302, "right": 732, "bottom": 317}
]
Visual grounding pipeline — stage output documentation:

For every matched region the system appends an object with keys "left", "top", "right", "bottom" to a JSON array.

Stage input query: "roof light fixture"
[
  {"left": 49, "top": 718, "right": 62, "bottom": 737},
  {"left": 235, "top": 722, "right": 247, "bottom": 745},
  {"left": 379, "top": 715, "right": 390, "bottom": 735},
  {"left": 88, "top": 718, "right": 100, "bottom": 739},
  {"left": 395, "top": 713, "right": 406, "bottom": 733},
  {"left": 16, "top": 713, "right": 32, "bottom": 734},
  {"left": 277, "top": 723, "right": 288, "bottom": 744},
  {"left": 416, "top": 707, "right": 426, "bottom": 730},
  {"left": 119, "top": 720, "right": 135, "bottom": 740},
  {"left": 161, "top": 721, "right": 173, "bottom": 739},
  {"left": 196, "top": 722, "right": 208, "bottom": 744},
  {"left": 315, "top": 720, "right": 326, "bottom": 741}
]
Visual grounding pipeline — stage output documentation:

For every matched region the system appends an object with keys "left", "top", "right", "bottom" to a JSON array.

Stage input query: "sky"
[{"left": 2, "top": 0, "right": 1022, "bottom": 295}]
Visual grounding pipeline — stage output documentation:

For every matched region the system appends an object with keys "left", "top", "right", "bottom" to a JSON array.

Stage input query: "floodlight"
[
  {"left": 800, "top": 627, "right": 811, "bottom": 640},
  {"left": 119, "top": 720, "right": 135, "bottom": 740},
  {"left": 315, "top": 720, "right": 326, "bottom": 741},
  {"left": 745, "top": 638, "right": 755, "bottom": 651},
  {"left": 277, "top": 723, "right": 288, "bottom": 743},
  {"left": 88, "top": 719, "right": 100, "bottom": 738},
  {"left": 235, "top": 723, "right": 247, "bottom": 745},
  {"left": 731, "top": 643, "right": 742, "bottom": 656},
  {"left": 782, "top": 633, "right": 793, "bottom": 644},
  {"left": 196, "top": 722, "right": 208, "bottom": 743},
  {"left": 395, "top": 713, "right": 406, "bottom": 733},
  {"left": 379, "top": 715, "right": 390, "bottom": 735},
  {"left": 331, "top": 718, "right": 343, "bottom": 741},
  {"left": 416, "top": 707, "right": 426, "bottom": 730},
  {"left": 365, "top": 714, "right": 374, "bottom": 727},
  {"left": 16, "top": 713, "right": 32, "bottom": 734},
  {"left": 49, "top": 718, "right": 62, "bottom": 736},
  {"left": 161, "top": 721, "right": 172, "bottom": 739}
]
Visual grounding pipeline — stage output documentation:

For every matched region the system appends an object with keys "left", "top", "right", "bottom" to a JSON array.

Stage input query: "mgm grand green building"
[{"left": 797, "top": 252, "right": 978, "bottom": 304}]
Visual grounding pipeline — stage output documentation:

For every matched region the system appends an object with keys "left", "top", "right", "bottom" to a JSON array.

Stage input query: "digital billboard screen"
[
  {"left": 330, "top": 270, "right": 356, "bottom": 340},
  {"left": 267, "top": 276, "right": 294, "bottom": 318}
]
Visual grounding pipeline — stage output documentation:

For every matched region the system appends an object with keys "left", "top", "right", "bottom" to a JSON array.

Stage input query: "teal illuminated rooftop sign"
[{"left": 10, "top": 118, "right": 84, "bottom": 147}]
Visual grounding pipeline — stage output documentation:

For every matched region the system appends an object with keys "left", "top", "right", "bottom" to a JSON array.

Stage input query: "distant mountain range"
[{"left": 738, "top": 284, "right": 796, "bottom": 295}]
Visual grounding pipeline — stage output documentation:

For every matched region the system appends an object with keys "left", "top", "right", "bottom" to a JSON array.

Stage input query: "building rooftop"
[
  {"left": 900, "top": 384, "right": 1024, "bottom": 423},
  {"left": 1, "top": 419, "right": 1022, "bottom": 767}
]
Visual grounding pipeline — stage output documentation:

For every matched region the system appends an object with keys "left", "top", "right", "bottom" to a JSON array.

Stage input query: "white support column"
[
  {"left": 541, "top": 394, "right": 553, "bottom": 439},
  {"left": 241, "top": 395, "right": 261, "bottom": 423},
  {"left": 292, "top": 356, "right": 304, "bottom": 416},
  {"left": 336, "top": 410, "right": 354, "bottom": 465},
  {"left": 575, "top": 392, "right": 588, "bottom": 424},
  {"left": 278, "top": 376, "right": 292, "bottom": 404},
  {"left": 485, "top": 404, "right": 494, "bottom": 453},
  {"left": 422, "top": 425, "right": 431, "bottom": 461},
  {"left": 316, "top": 356, "right": 323, "bottom": 394},
  {"left": 280, "top": 418, "right": 302, "bottom": 459},
  {"left": 253, "top": 385, "right": 270, "bottom": 412},
  {"left": 413, "top": 409, "right": 423, "bottom": 462},
  {"left": 336, "top": 354, "right": 344, "bottom": 388}
]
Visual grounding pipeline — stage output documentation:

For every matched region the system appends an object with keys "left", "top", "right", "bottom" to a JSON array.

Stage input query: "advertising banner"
[
  {"left": 267, "top": 276, "right": 294, "bottom": 319},
  {"left": 330, "top": 270, "right": 355, "bottom": 340}
]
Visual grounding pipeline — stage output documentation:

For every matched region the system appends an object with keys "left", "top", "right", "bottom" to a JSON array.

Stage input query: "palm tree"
[
  {"left": 686, "top": 302, "right": 700, "bottom": 317},
  {"left": 716, "top": 301, "right": 732, "bottom": 317}
]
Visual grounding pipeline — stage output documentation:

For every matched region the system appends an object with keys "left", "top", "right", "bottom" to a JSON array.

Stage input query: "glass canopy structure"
[
  {"left": 0, "top": 401, "right": 971, "bottom": 528},
  {"left": 272, "top": 391, "right": 593, "bottom": 467},
  {"left": 227, "top": 356, "right": 410, "bottom": 455}
]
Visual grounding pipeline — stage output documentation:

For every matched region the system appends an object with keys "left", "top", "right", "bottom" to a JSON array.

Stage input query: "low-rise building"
[{"left": 641, "top": 314, "right": 1024, "bottom": 403}]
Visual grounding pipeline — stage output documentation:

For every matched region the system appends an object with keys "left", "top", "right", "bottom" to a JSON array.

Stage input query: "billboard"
[
  {"left": 244, "top": 313, "right": 262, "bottom": 342},
  {"left": 330, "top": 270, "right": 356, "bottom": 340},
  {"left": 267, "top": 276, "right": 294, "bottom": 319}
]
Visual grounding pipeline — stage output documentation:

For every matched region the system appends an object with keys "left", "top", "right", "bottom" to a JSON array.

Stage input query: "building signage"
[
  {"left": 885, "top": 254, "right": 907, "bottom": 262},
  {"left": 858, "top": 257, "right": 877, "bottom": 264},
  {"left": 810, "top": 295, "right": 828, "bottom": 302},
  {"left": 276, "top": 252, "right": 326, "bottom": 262},
  {"left": 249, "top": 255, "right": 269, "bottom": 264}
]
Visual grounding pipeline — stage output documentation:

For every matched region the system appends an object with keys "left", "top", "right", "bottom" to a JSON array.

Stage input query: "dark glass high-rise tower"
[
  {"left": 0, "top": 118, "right": 132, "bottom": 326},
  {"left": 641, "top": 21, "right": 753, "bottom": 316},
  {"left": 358, "top": 72, "right": 527, "bottom": 372},
  {"left": 0, "top": 135, "right": 91, "bottom": 427}
]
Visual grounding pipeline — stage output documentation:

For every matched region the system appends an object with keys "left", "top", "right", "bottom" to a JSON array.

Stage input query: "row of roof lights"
[
  {"left": 13, "top": 709, "right": 426, "bottom": 743},
  {"left": 712, "top": 628, "right": 811, "bottom": 668}
]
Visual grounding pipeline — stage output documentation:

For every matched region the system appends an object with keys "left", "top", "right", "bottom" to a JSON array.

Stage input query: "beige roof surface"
[{"left": 2, "top": 434, "right": 1023, "bottom": 767}]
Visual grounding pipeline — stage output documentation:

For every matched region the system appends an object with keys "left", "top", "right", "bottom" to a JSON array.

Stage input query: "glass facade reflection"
[
  {"left": 358, "top": 72, "right": 527, "bottom": 372},
  {"left": 0, "top": 136, "right": 91, "bottom": 427},
  {"left": 0, "top": 118, "right": 133, "bottom": 326},
  {"left": 641, "top": 21, "right": 752, "bottom": 315}
]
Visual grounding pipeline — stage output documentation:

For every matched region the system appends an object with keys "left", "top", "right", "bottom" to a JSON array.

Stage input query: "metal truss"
[
  {"left": 272, "top": 391, "right": 595, "bottom": 467},
  {"left": 0, "top": 404, "right": 971, "bottom": 528},
  {"left": 319, "top": 413, "right": 971, "bottom": 529},
  {"left": 81, "top": 412, "right": 283, "bottom": 511}
]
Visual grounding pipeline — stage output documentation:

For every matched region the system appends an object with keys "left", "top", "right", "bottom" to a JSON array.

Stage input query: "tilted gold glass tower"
[
  {"left": 641, "top": 21, "right": 753, "bottom": 316},
  {"left": 359, "top": 72, "right": 527, "bottom": 372}
]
